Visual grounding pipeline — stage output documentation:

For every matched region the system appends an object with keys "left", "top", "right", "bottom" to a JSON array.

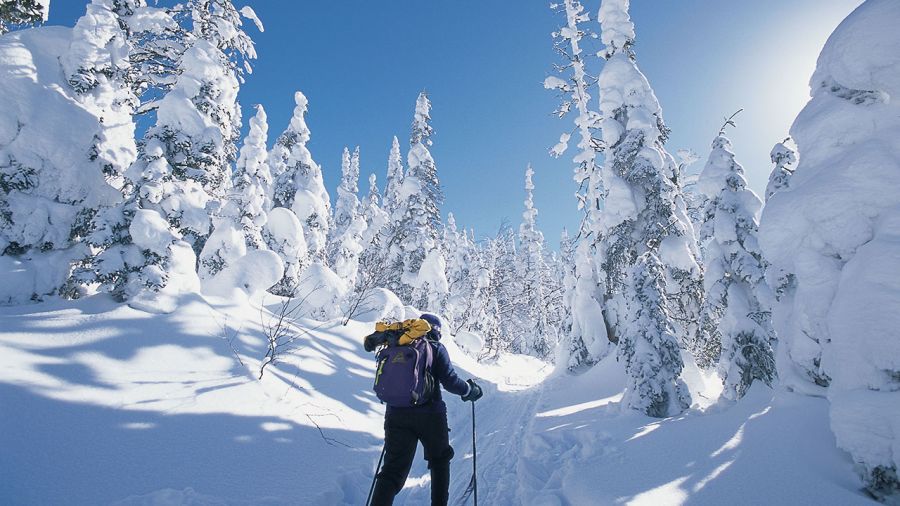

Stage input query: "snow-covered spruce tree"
[
  {"left": 620, "top": 252, "right": 692, "bottom": 417},
  {"left": 392, "top": 92, "right": 448, "bottom": 309},
  {"left": 269, "top": 91, "right": 331, "bottom": 262},
  {"left": 458, "top": 238, "right": 493, "bottom": 348},
  {"left": 359, "top": 173, "right": 389, "bottom": 264},
  {"left": 328, "top": 146, "right": 367, "bottom": 288},
  {"left": 342, "top": 173, "right": 391, "bottom": 322},
  {"left": 134, "top": 0, "right": 259, "bottom": 253},
  {"left": 764, "top": 137, "right": 797, "bottom": 202},
  {"left": 468, "top": 231, "right": 511, "bottom": 357},
  {"left": 62, "top": 0, "right": 142, "bottom": 285},
  {"left": 557, "top": 228, "right": 576, "bottom": 347},
  {"left": 111, "top": 0, "right": 259, "bottom": 304},
  {"left": 546, "top": 0, "right": 609, "bottom": 369},
  {"left": 516, "top": 165, "right": 554, "bottom": 359},
  {"left": 594, "top": 0, "right": 705, "bottom": 360},
  {"left": 197, "top": 103, "right": 274, "bottom": 283},
  {"left": 382, "top": 135, "right": 405, "bottom": 219},
  {"left": 564, "top": 240, "right": 609, "bottom": 368},
  {"left": 331, "top": 147, "right": 355, "bottom": 236},
  {"left": 352, "top": 175, "right": 389, "bottom": 278},
  {"left": 231, "top": 104, "right": 272, "bottom": 250},
  {"left": 759, "top": 1, "right": 900, "bottom": 498},
  {"left": 542, "top": 247, "right": 568, "bottom": 347},
  {"left": 374, "top": 136, "right": 406, "bottom": 290},
  {"left": 0, "top": 0, "right": 140, "bottom": 301},
  {"left": 0, "top": 0, "right": 47, "bottom": 34},
  {"left": 443, "top": 213, "right": 475, "bottom": 334},
  {"left": 59, "top": 2, "right": 192, "bottom": 300},
  {"left": 697, "top": 129, "right": 775, "bottom": 399},
  {"left": 264, "top": 206, "right": 307, "bottom": 297}
]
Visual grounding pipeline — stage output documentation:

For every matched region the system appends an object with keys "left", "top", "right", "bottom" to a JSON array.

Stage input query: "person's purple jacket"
[{"left": 386, "top": 340, "right": 469, "bottom": 415}]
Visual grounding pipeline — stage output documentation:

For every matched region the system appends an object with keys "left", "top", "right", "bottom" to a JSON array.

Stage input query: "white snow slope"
[{"left": 0, "top": 295, "right": 874, "bottom": 505}]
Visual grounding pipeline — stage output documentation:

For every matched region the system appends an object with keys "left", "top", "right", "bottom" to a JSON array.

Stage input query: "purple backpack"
[{"left": 373, "top": 338, "right": 435, "bottom": 407}]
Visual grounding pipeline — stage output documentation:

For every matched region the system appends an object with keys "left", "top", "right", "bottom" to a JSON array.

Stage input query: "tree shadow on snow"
[{"left": 0, "top": 296, "right": 386, "bottom": 505}]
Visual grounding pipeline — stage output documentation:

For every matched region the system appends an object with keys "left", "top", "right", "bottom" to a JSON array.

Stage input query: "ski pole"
[
  {"left": 366, "top": 446, "right": 386, "bottom": 506},
  {"left": 472, "top": 400, "right": 478, "bottom": 506}
]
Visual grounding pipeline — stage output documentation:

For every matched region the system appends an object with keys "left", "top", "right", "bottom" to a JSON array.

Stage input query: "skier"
[{"left": 368, "top": 313, "right": 483, "bottom": 506}]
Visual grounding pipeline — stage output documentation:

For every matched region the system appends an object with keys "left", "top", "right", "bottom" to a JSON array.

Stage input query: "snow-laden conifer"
[
  {"left": 0, "top": 0, "right": 140, "bottom": 299},
  {"left": 231, "top": 104, "right": 272, "bottom": 250},
  {"left": 357, "top": 173, "right": 389, "bottom": 275},
  {"left": 558, "top": 228, "right": 576, "bottom": 344},
  {"left": 264, "top": 206, "right": 308, "bottom": 297},
  {"left": 328, "top": 146, "right": 367, "bottom": 287},
  {"left": 63, "top": 0, "right": 140, "bottom": 232},
  {"left": 759, "top": 1, "right": 900, "bottom": 498},
  {"left": 764, "top": 138, "right": 797, "bottom": 202},
  {"left": 133, "top": 0, "right": 258, "bottom": 253},
  {"left": 382, "top": 135, "right": 404, "bottom": 218},
  {"left": 330, "top": 147, "right": 362, "bottom": 240},
  {"left": 392, "top": 92, "right": 448, "bottom": 309},
  {"left": 565, "top": 241, "right": 608, "bottom": 368},
  {"left": 0, "top": 0, "right": 47, "bottom": 34},
  {"left": 360, "top": 173, "right": 389, "bottom": 256},
  {"left": 516, "top": 165, "right": 553, "bottom": 359},
  {"left": 594, "top": 0, "right": 704, "bottom": 359},
  {"left": 378, "top": 135, "right": 406, "bottom": 297},
  {"left": 620, "top": 252, "right": 692, "bottom": 417},
  {"left": 197, "top": 104, "right": 274, "bottom": 283},
  {"left": 443, "top": 213, "right": 474, "bottom": 332},
  {"left": 344, "top": 173, "right": 391, "bottom": 322},
  {"left": 470, "top": 230, "right": 516, "bottom": 357},
  {"left": 109, "top": 0, "right": 259, "bottom": 303},
  {"left": 269, "top": 91, "right": 331, "bottom": 261},
  {"left": 698, "top": 131, "right": 775, "bottom": 398},
  {"left": 546, "top": 0, "right": 609, "bottom": 368}
]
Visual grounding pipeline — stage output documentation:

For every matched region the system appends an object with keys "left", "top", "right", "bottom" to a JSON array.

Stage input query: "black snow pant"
[{"left": 370, "top": 410, "right": 454, "bottom": 506}]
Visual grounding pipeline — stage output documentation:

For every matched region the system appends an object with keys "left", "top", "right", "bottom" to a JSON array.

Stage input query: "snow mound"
[
  {"left": 453, "top": 330, "right": 484, "bottom": 355},
  {"left": 293, "top": 262, "right": 348, "bottom": 320},
  {"left": 198, "top": 222, "right": 247, "bottom": 280},
  {"left": 266, "top": 207, "right": 306, "bottom": 252},
  {"left": 346, "top": 287, "right": 405, "bottom": 323},
  {"left": 126, "top": 210, "right": 200, "bottom": 314},
  {"left": 202, "top": 249, "right": 283, "bottom": 300},
  {"left": 0, "top": 247, "right": 85, "bottom": 305}
]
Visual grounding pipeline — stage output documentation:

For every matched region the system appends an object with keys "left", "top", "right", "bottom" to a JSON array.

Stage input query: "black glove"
[
  {"left": 461, "top": 379, "right": 483, "bottom": 402},
  {"left": 363, "top": 332, "right": 387, "bottom": 352}
]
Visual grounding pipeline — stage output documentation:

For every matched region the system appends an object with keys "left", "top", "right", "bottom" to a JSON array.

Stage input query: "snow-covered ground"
[{"left": 0, "top": 296, "right": 873, "bottom": 505}]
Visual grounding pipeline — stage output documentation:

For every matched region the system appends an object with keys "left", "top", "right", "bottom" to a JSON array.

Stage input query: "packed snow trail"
[{"left": 395, "top": 373, "right": 547, "bottom": 505}]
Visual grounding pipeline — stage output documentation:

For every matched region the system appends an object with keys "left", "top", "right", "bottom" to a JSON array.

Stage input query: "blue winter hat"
[{"left": 420, "top": 313, "right": 442, "bottom": 340}]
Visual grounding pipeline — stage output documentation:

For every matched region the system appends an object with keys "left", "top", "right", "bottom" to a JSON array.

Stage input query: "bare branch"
[{"left": 718, "top": 108, "right": 744, "bottom": 136}]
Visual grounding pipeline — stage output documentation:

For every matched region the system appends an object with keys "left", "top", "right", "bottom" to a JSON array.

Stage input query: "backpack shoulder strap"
[{"left": 424, "top": 338, "right": 435, "bottom": 368}]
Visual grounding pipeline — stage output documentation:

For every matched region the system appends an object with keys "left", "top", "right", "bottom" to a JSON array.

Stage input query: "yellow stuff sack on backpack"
[{"left": 375, "top": 318, "right": 431, "bottom": 345}]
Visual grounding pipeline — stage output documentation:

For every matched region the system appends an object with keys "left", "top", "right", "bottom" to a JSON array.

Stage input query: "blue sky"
[{"left": 49, "top": 1, "right": 862, "bottom": 246}]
